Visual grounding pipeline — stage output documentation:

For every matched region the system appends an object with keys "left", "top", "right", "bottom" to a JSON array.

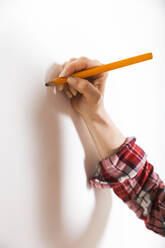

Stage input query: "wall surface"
[{"left": 0, "top": 0, "right": 165, "bottom": 247}]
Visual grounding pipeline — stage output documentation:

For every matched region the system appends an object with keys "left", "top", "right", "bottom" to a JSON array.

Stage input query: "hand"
[{"left": 56, "top": 56, "right": 108, "bottom": 119}]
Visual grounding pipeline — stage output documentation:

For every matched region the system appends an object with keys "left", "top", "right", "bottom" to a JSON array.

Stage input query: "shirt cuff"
[{"left": 89, "top": 136, "right": 147, "bottom": 189}]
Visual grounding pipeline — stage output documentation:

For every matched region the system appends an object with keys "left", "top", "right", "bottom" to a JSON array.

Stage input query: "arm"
[
  {"left": 82, "top": 104, "right": 126, "bottom": 160},
  {"left": 57, "top": 56, "right": 165, "bottom": 237},
  {"left": 82, "top": 106, "right": 165, "bottom": 238}
]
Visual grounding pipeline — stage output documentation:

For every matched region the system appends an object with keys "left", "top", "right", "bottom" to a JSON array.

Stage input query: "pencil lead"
[{"left": 45, "top": 83, "right": 49, "bottom": 87}]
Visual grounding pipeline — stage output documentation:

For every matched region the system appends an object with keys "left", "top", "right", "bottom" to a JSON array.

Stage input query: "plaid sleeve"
[{"left": 89, "top": 136, "right": 165, "bottom": 237}]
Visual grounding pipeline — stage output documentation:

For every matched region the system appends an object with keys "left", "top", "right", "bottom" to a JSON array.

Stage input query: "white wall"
[{"left": 0, "top": 0, "right": 164, "bottom": 247}]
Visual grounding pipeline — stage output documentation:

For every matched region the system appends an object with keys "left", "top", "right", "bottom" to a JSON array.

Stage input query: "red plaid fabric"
[{"left": 89, "top": 137, "right": 165, "bottom": 237}]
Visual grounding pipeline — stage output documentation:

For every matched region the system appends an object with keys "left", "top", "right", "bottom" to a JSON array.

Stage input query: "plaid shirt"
[{"left": 89, "top": 137, "right": 165, "bottom": 237}]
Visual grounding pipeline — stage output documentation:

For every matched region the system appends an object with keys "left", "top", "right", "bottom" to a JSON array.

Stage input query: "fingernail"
[
  {"left": 66, "top": 90, "right": 72, "bottom": 98},
  {"left": 59, "top": 68, "right": 66, "bottom": 77},
  {"left": 69, "top": 87, "right": 77, "bottom": 96},
  {"left": 58, "top": 85, "right": 63, "bottom": 91}
]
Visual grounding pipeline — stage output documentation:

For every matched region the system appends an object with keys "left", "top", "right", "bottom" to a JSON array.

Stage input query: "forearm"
[
  {"left": 83, "top": 107, "right": 165, "bottom": 237},
  {"left": 82, "top": 104, "right": 126, "bottom": 160}
]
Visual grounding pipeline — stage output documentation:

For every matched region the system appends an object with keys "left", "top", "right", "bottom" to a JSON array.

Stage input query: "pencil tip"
[{"left": 45, "top": 83, "right": 48, "bottom": 87}]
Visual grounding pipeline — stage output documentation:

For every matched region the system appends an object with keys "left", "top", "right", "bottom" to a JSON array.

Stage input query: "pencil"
[{"left": 45, "top": 52, "right": 153, "bottom": 86}]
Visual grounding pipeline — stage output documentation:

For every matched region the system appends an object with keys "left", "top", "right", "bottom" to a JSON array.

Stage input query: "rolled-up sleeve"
[{"left": 89, "top": 137, "right": 165, "bottom": 237}]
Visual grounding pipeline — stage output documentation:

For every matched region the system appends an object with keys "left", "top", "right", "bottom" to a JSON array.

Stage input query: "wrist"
[
  {"left": 81, "top": 104, "right": 108, "bottom": 124},
  {"left": 81, "top": 105, "right": 126, "bottom": 159}
]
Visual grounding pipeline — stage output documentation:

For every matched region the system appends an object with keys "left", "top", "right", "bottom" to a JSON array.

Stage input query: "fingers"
[
  {"left": 56, "top": 58, "right": 77, "bottom": 96},
  {"left": 67, "top": 76, "right": 102, "bottom": 104},
  {"left": 56, "top": 56, "right": 106, "bottom": 99},
  {"left": 93, "top": 71, "right": 109, "bottom": 95},
  {"left": 68, "top": 85, "right": 77, "bottom": 96},
  {"left": 62, "top": 57, "right": 102, "bottom": 78},
  {"left": 56, "top": 63, "right": 66, "bottom": 92},
  {"left": 58, "top": 56, "right": 101, "bottom": 98},
  {"left": 63, "top": 84, "right": 73, "bottom": 98}
]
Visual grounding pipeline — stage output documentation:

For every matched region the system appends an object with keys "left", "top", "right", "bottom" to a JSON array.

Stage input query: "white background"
[{"left": 0, "top": 0, "right": 165, "bottom": 247}]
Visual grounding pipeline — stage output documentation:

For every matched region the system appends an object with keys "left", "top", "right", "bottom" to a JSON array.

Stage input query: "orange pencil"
[{"left": 45, "top": 52, "right": 153, "bottom": 86}]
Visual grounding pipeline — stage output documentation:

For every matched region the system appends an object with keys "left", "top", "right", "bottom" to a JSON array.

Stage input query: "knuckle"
[
  {"left": 63, "top": 59, "right": 73, "bottom": 68},
  {"left": 98, "top": 91, "right": 102, "bottom": 99},
  {"left": 96, "top": 92, "right": 103, "bottom": 104},
  {"left": 93, "top": 59, "right": 102, "bottom": 65},
  {"left": 66, "top": 59, "right": 76, "bottom": 68},
  {"left": 61, "top": 62, "right": 67, "bottom": 69},
  {"left": 79, "top": 56, "right": 89, "bottom": 61},
  {"left": 69, "top": 57, "right": 77, "bottom": 61}
]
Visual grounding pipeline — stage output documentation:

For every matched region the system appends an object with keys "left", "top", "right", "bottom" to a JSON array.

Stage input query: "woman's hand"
[{"left": 56, "top": 56, "right": 108, "bottom": 119}]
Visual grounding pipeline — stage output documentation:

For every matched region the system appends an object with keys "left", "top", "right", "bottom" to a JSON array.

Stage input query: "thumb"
[{"left": 67, "top": 76, "right": 102, "bottom": 103}]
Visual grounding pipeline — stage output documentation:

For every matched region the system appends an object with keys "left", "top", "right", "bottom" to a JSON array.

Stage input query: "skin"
[
  {"left": 55, "top": 56, "right": 126, "bottom": 160},
  {"left": 56, "top": 56, "right": 108, "bottom": 119}
]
